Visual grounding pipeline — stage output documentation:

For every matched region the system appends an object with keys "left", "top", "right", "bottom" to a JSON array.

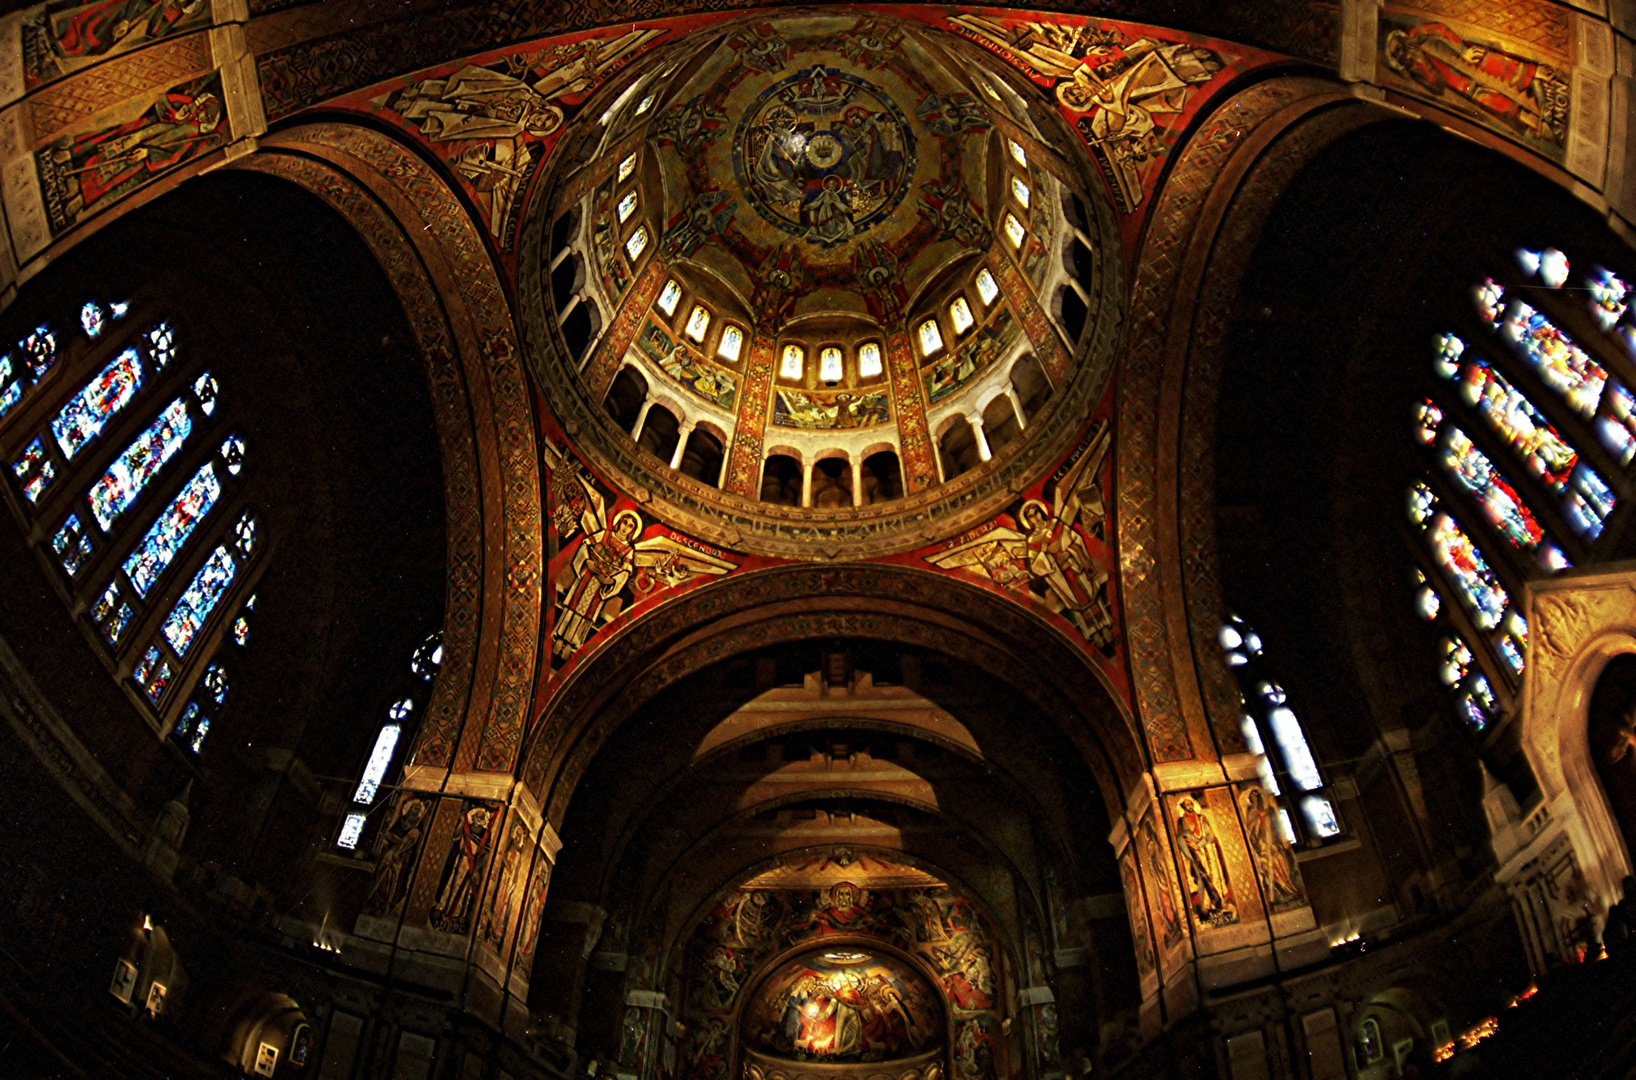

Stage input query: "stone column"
[
  {"left": 852, "top": 456, "right": 866, "bottom": 507},
  {"left": 629, "top": 398, "right": 655, "bottom": 442},
  {"left": 669, "top": 420, "right": 695, "bottom": 470},
  {"left": 1004, "top": 386, "right": 1027, "bottom": 430},
  {"left": 971, "top": 415, "right": 993, "bottom": 462},
  {"left": 801, "top": 460, "right": 815, "bottom": 508}
]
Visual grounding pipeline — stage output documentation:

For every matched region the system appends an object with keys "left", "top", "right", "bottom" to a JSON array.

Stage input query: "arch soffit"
[
  {"left": 522, "top": 564, "right": 1145, "bottom": 827},
  {"left": 1117, "top": 74, "right": 1391, "bottom": 773},
  {"left": 233, "top": 122, "right": 544, "bottom": 777}
]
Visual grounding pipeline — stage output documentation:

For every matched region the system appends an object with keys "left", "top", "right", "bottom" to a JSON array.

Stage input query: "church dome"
[{"left": 521, "top": 9, "right": 1121, "bottom": 558}]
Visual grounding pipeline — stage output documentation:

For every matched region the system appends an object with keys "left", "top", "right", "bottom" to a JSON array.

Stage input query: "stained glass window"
[
  {"left": 133, "top": 646, "right": 171, "bottom": 702},
  {"left": 1010, "top": 176, "right": 1031, "bottom": 208},
  {"left": 717, "top": 325, "right": 744, "bottom": 363},
  {"left": 624, "top": 226, "right": 649, "bottom": 262},
  {"left": 858, "top": 342, "right": 883, "bottom": 379},
  {"left": 617, "top": 153, "right": 637, "bottom": 183},
  {"left": 161, "top": 544, "right": 236, "bottom": 656},
  {"left": 975, "top": 269, "right": 999, "bottom": 306},
  {"left": 51, "top": 347, "right": 143, "bottom": 459},
  {"left": 353, "top": 724, "right": 402, "bottom": 804},
  {"left": 123, "top": 462, "right": 220, "bottom": 597},
  {"left": 0, "top": 324, "right": 57, "bottom": 419},
  {"left": 1415, "top": 571, "right": 1441, "bottom": 620},
  {"left": 1516, "top": 247, "right": 1569, "bottom": 288},
  {"left": 200, "top": 661, "right": 228, "bottom": 707},
  {"left": 337, "top": 813, "right": 367, "bottom": 850},
  {"left": 780, "top": 344, "right": 804, "bottom": 380},
  {"left": 1440, "top": 636, "right": 1472, "bottom": 686},
  {"left": 617, "top": 191, "right": 638, "bottom": 224},
  {"left": 1003, "top": 214, "right": 1026, "bottom": 248},
  {"left": 88, "top": 396, "right": 191, "bottom": 530},
  {"left": 80, "top": 300, "right": 125, "bottom": 339},
  {"left": 1427, "top": 511, "right": 1510, "bottom": 630},
  {"left": 1589, "top": 266, "right": 1629, "bottom": 331},
  {"left": 1415, "top": 399, "right": 1443, "bottom": 444},
  {"left": 233, "top": 512, "right": 258, "bottom": 559},
  {"left": 917, "top": 318, "right": 944, "bottom": 357},
  {"left": 13, "top": 437, "right": 54, "bottom": 503},
  {"left": 1437, "top": 426, "right": 1559, "bottom": 562},
  {"left": 220, "top": 434, "right": 245, "bottom": 475},
  {"left": 657, "top": 279, "right": 682, "bottom": 317},
  {"left": 52, "top": 514, "right": 92, "bottom": 575},
  {"left": 1007, "top": 139, "right": 1027, "bottom": 167},
  {"left": 949, "top": 296, "right": 975, "bottom": 335},
  {"left": 92, "top": 582, "right": 132, "bottom": 643},
  {"left": 819, "top": 347, "right": 843, "bottom": 382},
  {"left": 145, "top": 322, "right": 174, "bottom": 369},
  {"left": 232, "top": 613, "right": 250, "bottom": 647},
  {"left": 685, "top": 304, "right": 710, "bottom": 344},
  {"left": 411, "top": 631, "right": 442, "bottom": 680},
  {"left": 192, "top": 372, "right": 217, "bottom": 416},
  {"left": 172, "top": 701, "right": 202, "bottom": 745},
  {"left": 635, "top": 93, "right": 655, "bottom": 115}
]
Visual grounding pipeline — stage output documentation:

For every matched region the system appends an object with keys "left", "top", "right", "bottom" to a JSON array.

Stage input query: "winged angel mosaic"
[
  {"left": 551, "top": 469, "right": 735, "bottom": 662},
  {"left": 927, "top": 420, "right": 1114, "bottom": 652},
  {"left": 948, "top": 15, "right": 1223, "bottom": 212}
]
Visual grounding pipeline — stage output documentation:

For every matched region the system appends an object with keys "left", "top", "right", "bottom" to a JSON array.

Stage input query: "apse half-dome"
[
  {"left": 522, "top": 8, "right": 1122, "bottom": 558},
  {"left": 744, "top": 947, "right": 944, "bottom": 1062}
]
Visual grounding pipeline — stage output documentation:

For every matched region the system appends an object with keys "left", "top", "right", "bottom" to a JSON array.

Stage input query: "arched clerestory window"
[
  {"left": 1406, "top": 245, "right": 1636, "bottom": 732},
  {"left": 336, "top": 630, "right": 442, "bottom": 852},
  {"left": 3, "top": 292, "right": 264, "bottom": 752}
]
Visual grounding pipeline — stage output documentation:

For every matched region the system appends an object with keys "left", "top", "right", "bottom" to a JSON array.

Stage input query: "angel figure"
[
  {"left": 552, "top": 473, "right": 735, "bottom": 660},
  {"left": 927, "top": 421, "right": 1113, "bottom": 649}
]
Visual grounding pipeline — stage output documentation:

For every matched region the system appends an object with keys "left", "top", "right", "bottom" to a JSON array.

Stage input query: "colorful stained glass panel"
[
  {"left": 13, "top": 437, "right": 54, "bottom": 502},
  {"left": 51, "top": 514, "right": 92, "bottom": 575},
  {"left": 161, "top": 545, "right": 235, "bottom": 655},
  {"left": 134, "top": 646, "right": 171, "bottom": 702},
  {"left": 1499, "top": 301, "right": 1607, "bottom": 418},
  {"left": 1589, "top": 267, "right": 1630, "bottom": 331},
  {"left": 352, "top": 724, "right": 401, "bottom": 804},
  {"left": 1438, "top": 427, "right": 1545, "bottom": 551},
  {"left": 145, "top": 323, "right": 174, "bottom": 369},
  {"left": 22, "top": 325, "right": 56, "bottom": 380},
  {"left": 1449, "top": 354, "right": 1579, "bottom": 491},
  {"left": 88, "top": 397, "right": 191, "bottom": 530},
  {"left": 124, "top": 462, "right": 220, "bottom": 597},
  {"left": 1428, "top": 512, "right": 1510, "bottom": 629},
  {"left": 51, "top": 348, "right": 143, "bottom": 459}
]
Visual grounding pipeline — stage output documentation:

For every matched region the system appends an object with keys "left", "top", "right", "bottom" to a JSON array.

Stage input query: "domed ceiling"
[
  {"left": 524, "top": 9, "right": 1123, "bottom": 558},
  {"left": 744, "top": 947, "right": 944, "bottom": 1061}
]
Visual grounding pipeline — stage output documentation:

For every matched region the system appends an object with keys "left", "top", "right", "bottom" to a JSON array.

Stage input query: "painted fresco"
[
  {"left": 924, "top": 418, "right": 1114, "bottom": 655},
  {"left": 549, "top": 458, "right": 737, "bottom": 668},
  {"left": 1137, "top": 810, "right": 1184, "bottom": 952},
  {"left": 16, "top": 0, "right": 211, "bottom": 91},
  {"left": 944, "top": 14, "right": 1247, "bottom": 215},
  {"left": 679, "top": 880, "right": 1005, "bottom": 1080},
  {"left": 1235, "top": 782, "right": 1308, "bottom": 915},
  {"left": 427, "top": 799, "right": 502, "bottom": 935},
  {"left": 35, "top": 70, "right": 227, "bottom": 236},
  {"left": 636, "top": 318, "right": 738, "bottom": 410},
  {"left": 330, "top": 25, "right": 667, "bottom": 250},
  {"left": 772, "top": 385, "right": 891, "bottom": 429},
  {"left": 924, "top": 306, "right": 1019, "bottom": 404},
  {"left": 1378, "top": 10, "right": 1570, "bottom": 161},
  {"left": 360, "top": 791, "right": 436, "bottom": 919},
  {"left": 511, "top": 855, "right": 553, "bottom": 974},
  {"left": 479, "top": 816, "right": 531, "bottom": 955},
  {"left": 1119, "top": 849, "right": 1156, "bottom": 981},
  {"left": 743, "top": 949, "right": 942, "bottom": 1060}
]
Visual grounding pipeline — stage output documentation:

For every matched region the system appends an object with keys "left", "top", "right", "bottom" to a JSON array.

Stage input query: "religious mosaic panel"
[
  {"left": 1377, "top": 8, "right": 1571, "bottom": 162},
  {"left": 677, "top": 874, "right": 1007, "bottom": 1080},
  {"left": 636, "top": 318, "right": 738, "bottom": 410},
  {"left": 10, "top": 0, "right": 212, "bottom": 92}
]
